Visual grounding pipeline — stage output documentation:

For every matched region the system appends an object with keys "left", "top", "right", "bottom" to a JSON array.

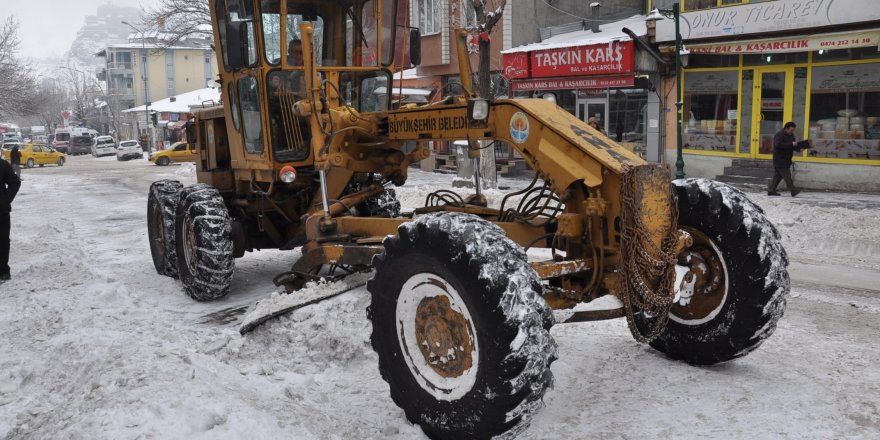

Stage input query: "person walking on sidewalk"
[
  {"left": 768, "top": 121, "right": 810, "bottom": 197},
  {"left": 1, "top": 156, "right": 22, "bottom": 283},
  {"left": 10, "top": 145, "right": 22, "bottom": 179}
]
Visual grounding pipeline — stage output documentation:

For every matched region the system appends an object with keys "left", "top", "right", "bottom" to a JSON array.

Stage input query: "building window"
[
  {"left": 683, "top": 70, "right": 739, "bottom": 152},
  {"left": 660, "top": 0, "right": 774, "bottom": 11},
  {"left": 417, "top": 0, "right": 441, "bottom": 35},
  {"left": 460, "top": 0, "right": 476, "bottom": 29}
]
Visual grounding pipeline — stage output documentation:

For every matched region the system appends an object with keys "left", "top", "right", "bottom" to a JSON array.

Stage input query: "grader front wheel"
[
  {"left": 368, "top": 212, "right": 557, "bottom": 439},
  {"left": 638, "top": 179, "right": 789, "bottom": 365}
]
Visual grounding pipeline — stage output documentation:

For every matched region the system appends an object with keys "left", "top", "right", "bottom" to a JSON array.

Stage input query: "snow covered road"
[{"left": 1, "top": 156, "right": 878, "bottom": 439}]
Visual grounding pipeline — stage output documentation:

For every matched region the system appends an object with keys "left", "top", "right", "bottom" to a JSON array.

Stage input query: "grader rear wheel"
[
  {"left": 174, "top": 185, "right": 234, "bottom": 301},
  {"left": 368, "top": 212, "right": 557, "bottom": 439},
  {"left": 637, "top": 179, "right": 789, "bottom": 365},
  {"left": 147, "top": 180, "right": 183, "bottom": 278}
]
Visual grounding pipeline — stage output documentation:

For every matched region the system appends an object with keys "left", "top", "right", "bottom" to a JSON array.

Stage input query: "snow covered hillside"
[{"left": 1, "top": 157, "right": 878, "bottom": 439}]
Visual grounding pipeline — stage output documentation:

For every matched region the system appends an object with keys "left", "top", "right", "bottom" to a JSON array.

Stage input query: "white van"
[{"left": 93, "top": 136, "right": 116, "bottom": 157}]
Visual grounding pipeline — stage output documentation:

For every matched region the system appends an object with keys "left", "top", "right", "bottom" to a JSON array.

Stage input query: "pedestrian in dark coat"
[
  {"left": 1, "top": 157, "right": 22, "bottom": 282},
  {"left": 10, "top": 146, "right": 21, "bottom": 178},
  {"left": 768, "top": 121, "right": 810, "bottom": 196}
]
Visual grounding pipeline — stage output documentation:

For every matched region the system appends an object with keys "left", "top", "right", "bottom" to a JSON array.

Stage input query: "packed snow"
[{"left": 1, "top": 156, "right": 879, "bottom": 439}]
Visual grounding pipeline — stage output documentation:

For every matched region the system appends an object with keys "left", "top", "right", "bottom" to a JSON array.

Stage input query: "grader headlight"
[
  {"left": 468, "top": 98, "right": 489, "bottom": 122},
  {"left": 279, "top": 166, "right": 297, "bottom": 183}
]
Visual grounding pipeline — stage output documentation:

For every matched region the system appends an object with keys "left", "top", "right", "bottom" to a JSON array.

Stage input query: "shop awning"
[{"left": 661, "top": 29, "right": 880, "bottom": 55}]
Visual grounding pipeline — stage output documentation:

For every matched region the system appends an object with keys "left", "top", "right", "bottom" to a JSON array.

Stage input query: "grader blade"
[{"left": 238, "top": 274, "right": 369, "bottom": 335}]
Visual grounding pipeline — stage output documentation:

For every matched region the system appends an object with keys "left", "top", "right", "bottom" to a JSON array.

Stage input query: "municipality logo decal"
[{"left": 510, "top": 112, "right": 530, "bottom": 144}]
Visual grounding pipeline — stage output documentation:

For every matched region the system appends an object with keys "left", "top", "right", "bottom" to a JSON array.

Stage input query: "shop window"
[
  {"left": 743, "top": 52, "right": 807, "bottom": 66},
  {"left": 609, "top": 89, "right": 649, "bottom": 158},
  {"left": 688, "top": 55, "right": 739, "bottom": 68},
  {"left": 807, "top": 62, "right": 880, "bottom": 160},
  {"left": 813, "top": 47, "right": 880, "bottom": 63},
  {"left": 237, "top": 76, "right": 264, "bottom": 154},
  {"left": 683, "top": 0, "right": 716, "bottom": 10},
  {"left": 683, "top": 70, "right": 739, "bottom": 152}
]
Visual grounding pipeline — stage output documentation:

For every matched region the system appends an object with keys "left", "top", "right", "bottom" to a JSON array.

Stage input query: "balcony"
[{"left": 108, "top": 62, "right": 133, "bottom": 71}]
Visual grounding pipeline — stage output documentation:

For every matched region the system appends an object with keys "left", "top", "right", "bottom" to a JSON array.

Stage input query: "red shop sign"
[
  {"left": 511, "top": 74, "right": 635, "bottom": 92},
  {"left": 502, "top": 52, "right": 530, "bottom": 79},
  {"left": 530, "top": 40, "right": 634, "bottom": 78}
]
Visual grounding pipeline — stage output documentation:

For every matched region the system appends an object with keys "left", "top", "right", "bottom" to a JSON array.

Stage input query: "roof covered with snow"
[
  {"left": 501, "top": 15, "right": 647, "bottom": 54},
  {"left": 122, "top": 87, "right": 221, "bottom": 114}
]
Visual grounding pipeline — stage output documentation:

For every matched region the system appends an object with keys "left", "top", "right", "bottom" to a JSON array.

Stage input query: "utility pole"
[
  {"left": 122, "top": 21, "right": 152, "bottom": 156},
  {"left": 673, "top": 2, "right": 685, "bottom": 179}
]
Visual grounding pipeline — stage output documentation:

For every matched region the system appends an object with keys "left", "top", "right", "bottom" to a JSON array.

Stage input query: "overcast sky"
[{"left": 1, "top": 0, "right": 146, "bottom": 58}]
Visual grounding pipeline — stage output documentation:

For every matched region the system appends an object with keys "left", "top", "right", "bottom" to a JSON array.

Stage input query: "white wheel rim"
[
  {"left": 396, "top": 272, "right": 479, "bottom": 401},
  {"left": 670, "top": 235, "right": 729, "bottom": 326}
]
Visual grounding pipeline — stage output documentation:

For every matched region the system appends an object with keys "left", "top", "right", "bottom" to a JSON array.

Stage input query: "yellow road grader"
[{"left": 146, "top": 1, "right": 789, "bottom": 438}]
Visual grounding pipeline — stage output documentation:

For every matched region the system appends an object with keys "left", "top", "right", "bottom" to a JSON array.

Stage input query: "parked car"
[
  {"left": 1, "top": 143, "right": 65, "bottom": 167},
  {"left": 69, "top": 135, "right": 94, "bottom": 155},
  {"left": 93, "top": 136, "right": 116, "bottom": 157},
  {"left": 149, "top": 141, "right": 197, "bottom": 166},
  {"left": 0, "top": 141, "right": 22, "bottom": 152},
  {"left": 116, "top": 140, "right": 144, "bottom": 161}
]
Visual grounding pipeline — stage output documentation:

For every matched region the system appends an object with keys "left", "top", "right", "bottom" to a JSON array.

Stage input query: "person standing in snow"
[
  {"left": 768, "top": 121, "right": 810, "bottom": 197},
  {"left": 10, "top": 145, "right": 21, "bottom": 178},
  {"left": 0, "top": 155, "right": 22, "bottom": 283}
]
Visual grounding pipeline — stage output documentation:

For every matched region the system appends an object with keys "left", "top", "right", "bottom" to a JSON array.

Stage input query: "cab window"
[
  {"left": 267, "top": 70, "right": 310, "bottom": 162},
  {"left": 340, "top": 70, "right": 392, "bottom": 112},
  {"left": 173, "top": 143, "right": 187, "bottom": 152},
  {"left": 238, "top": 76, "right": 264, "bottom": 154},
  {"left": 32, "top": 145, "right": 42, "bottom": 153},
  {"left": 285, "top": 2, "right": 325, "bottom": 67},
  {"left": 217, "top": 0, "right": 259, "bottom": 70}
]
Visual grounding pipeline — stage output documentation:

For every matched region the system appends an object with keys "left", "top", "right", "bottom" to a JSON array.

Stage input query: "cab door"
[
  {"left": 185, "top": 143, "right": 198, "bottom": 162},
  {"left": 31, "top": 145, "right": 46, "bottom": 165}
]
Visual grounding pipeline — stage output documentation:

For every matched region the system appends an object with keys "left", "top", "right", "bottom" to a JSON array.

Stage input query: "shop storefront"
[
  {"left": 501, "top": 19, "right": 662, "bottom": 161},
  {"left": 680, "top": 41, "right": 880, "bottom": 163},
  {"left": 654, "top": 0, "right": 880, "bottom": 190}
]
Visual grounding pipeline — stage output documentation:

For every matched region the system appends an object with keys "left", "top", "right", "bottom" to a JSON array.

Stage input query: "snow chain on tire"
[
  {"left": 619, "top": 165, "right": 681, "bottom": 343},
  {"left": 368, "top": 212, "right": 557, "bottom": 439},
  {"left": 174, "top": 184, "right": 234, "bottom": 301},
  {"left": 147, "top": 180, "right": 184, "bottom": 278},
  {"left": 637, "top": 178, "right": 789, "bottom": 365}
]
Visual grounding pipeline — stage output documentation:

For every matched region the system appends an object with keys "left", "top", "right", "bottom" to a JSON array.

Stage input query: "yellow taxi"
[
  {"left": 1, "top": 143, "right": 66, "bottom": 167},
  {"left": 149, "top": 142, "right": 198, "bottom": 166}
]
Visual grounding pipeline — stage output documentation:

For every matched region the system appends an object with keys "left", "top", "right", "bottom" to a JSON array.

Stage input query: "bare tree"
[
  {"left": 468, "top": 0, "right": 507, "bottom": 189},
  {"left": 30, "top": 80, "right": 69, "bottom": 133},
  {"left": 0, "top": 16, "right": 38, "bottom": 119},
  {"left": 140, "top": 0, "right": 212, "bottom": 47},
  {"left": 61, "top": 64, "right": 103, "bottom": 130}
]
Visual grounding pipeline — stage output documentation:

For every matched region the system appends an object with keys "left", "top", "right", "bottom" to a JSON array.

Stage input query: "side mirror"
[
  {"left": 409, "top": 28, "right": 421, "bottom": 67},
  {"left": 185, "top": 121, "right": 196, "bottom": 146}
]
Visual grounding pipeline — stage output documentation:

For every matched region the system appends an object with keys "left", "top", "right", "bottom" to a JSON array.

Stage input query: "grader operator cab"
[{"left": 147, "top": 0, "right": 789, "bottom": 438}]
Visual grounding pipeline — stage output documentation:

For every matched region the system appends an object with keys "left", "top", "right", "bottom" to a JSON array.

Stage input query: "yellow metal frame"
[{"left": 681, "top": 54, "right": 880, "bottom": 165}]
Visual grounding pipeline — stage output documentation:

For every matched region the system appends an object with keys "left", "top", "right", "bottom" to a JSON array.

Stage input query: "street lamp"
[
  {"left": 647, "top": 4, "right": 685, "bottom": 179},
  {"left": 122, "top": 20, "right": 152, "bottom": 156}
]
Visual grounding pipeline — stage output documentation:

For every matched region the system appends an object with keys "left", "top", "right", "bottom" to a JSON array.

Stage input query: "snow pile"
[
  {"left": 176, "top": 162, "right": 197, "bottom": 176},
  {"left": 749, "top": 191, "right": 880, "bottom": 270}
]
